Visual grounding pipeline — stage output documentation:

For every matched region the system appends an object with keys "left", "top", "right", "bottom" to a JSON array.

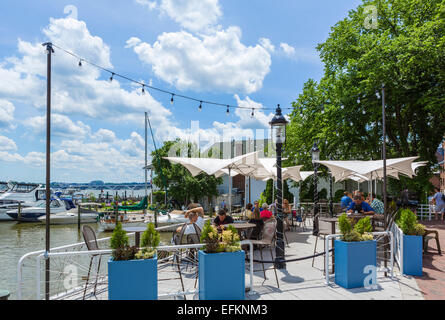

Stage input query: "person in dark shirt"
[{"left": 213, "top": 209, "right": 234, "bottom": 227}]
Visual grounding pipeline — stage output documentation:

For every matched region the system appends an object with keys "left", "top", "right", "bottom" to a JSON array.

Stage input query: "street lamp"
[
  {"left": 311, "top": 141, "right": 320, "bottom": 236},
  {"left": 270, "top": 104, "right": 288, "bottom": 269}
]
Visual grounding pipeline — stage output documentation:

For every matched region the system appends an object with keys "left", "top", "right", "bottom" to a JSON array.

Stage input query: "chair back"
[
  {"left": 186, "top": 223, "right": 202, "bottom": 244},
  {"left": 173, "top": 223, "right": 188, "bottom": 245},
  {"left": 82, "top": 225, "right": 99, "bottom": 251},
  {"left": 260, "top": 219, "right": 277, "bottom": 244}
]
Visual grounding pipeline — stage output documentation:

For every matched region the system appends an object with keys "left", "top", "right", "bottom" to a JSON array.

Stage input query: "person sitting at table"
[
  {"left": 283, "top": 199, "right": 292, "bottom": 231},
  {"left": 260, "top": 203, "right": 273, "bottom": 220},
  {"left": 253, "top": 201, "right": 261, "bottom": 219},
  {"left": 213, "top": 209, "right": 234, "bottom": 227},
  {"left": 341, "top": 192, "right": 352, "bottom": 211},
  {"left": 347, "top": 195, "right": 375, "bottom": 215},
  {"left": 369, "top": 193, "right": 384, "bottom": 215},
  {"left": 245, "top": 203, "right": 254, "bottom": 219}
]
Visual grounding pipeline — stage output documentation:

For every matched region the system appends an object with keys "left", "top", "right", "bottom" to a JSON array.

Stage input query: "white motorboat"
[
  {"left": 144, "top": 211, "right": 189, "bottom": 232},
  {"left": 0, "top": 183, "right": 48, "bottom": 221},
  {"left": 37, "top": 210, "right": 98, "bottom": 225},
  {"left": 6, "top": 198, "right": 70, "bottom": 222}
]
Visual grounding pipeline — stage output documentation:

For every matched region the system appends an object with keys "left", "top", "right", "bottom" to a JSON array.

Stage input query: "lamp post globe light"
[
  {"left": 270, "top": 104, "right": 288, "bottom": 269},
  {"left": 311, "top": 141, "right": 320, "bottom": 236}
]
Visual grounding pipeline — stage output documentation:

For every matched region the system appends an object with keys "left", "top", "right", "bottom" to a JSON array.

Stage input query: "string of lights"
[{"left": 51, "top": 43, "right": 293, "bottom": 113}]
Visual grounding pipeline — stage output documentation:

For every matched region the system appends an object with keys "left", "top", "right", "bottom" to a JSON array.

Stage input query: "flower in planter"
[
  {"left": 200, "top": 221, "right": 241, "bottom": 253},
  {"left": 338, "top": 214, "right": 374, "bottom": 242}
]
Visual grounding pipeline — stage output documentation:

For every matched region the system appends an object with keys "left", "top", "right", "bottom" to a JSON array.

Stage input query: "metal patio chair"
[{"left": 82, "top": 225, "right": 102, "bottom": 300}]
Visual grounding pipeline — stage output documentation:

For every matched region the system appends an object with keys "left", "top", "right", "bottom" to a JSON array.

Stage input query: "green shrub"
[
  {"left": 397, "top": 209, "right": 425, "bottom": 236},
  {"left": 141, "top": 223, "right": 160, "bottom": 249},
  {"left": 338, "top": 214, "right": 352, "bottom": 235},
  {"left": 110, "top": 222, "right": 128, "bottom": 250},
  {"left": 353, "top": 216, "right": 372, "bottom": 234}
]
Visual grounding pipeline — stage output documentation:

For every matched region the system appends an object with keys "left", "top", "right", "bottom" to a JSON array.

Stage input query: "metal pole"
[
  {"left": 312, "top": 163, "right": 319, "bottom": 235},
  {"left": 274, "top": 140, "right": 285, "bottom": 269},
  {"left": 144, "top": 112, "right": 148, "bottom": 214},
  {"left": 382, "top": 84, "right": 388, "bottom": 277},
  {"left": 228, "top": 168, "right": 232, "bottom": 214},
  {"left": 329, "top": 156, "right": 334, "bottom": 217},
  {"left": 43, "top": 42, "right": 53, "bottom": 300}
]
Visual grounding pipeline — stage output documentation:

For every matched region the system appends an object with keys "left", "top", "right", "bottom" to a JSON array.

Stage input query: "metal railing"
[
  {"left": 324, "top": 231, "right": 394, "bottom": 286},
  {"left": 17, "top": 235, "right": 256, "bottom": 300},
  {"left": 391, "top": 223, "right": 404, "bottom": 273}
]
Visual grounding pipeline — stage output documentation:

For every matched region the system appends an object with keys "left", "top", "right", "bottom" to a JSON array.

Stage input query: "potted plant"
[
  {"left": 198, "top": 221, "right": 245, "bottom": 300},
  {"left": 334, "top": 214, "right": 376, "bottom": 289},
  {"left": 108, "top": 222, "right": 160, "bottom": 300},
  {"left": 395, "top": 209, "right": 426, "bottom": 276}
]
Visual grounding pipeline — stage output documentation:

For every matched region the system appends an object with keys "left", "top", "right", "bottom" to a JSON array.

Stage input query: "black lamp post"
[
  {"left": 329, "top": 156, "right": 334, "bottom": 217},
  {"left": 270, "top": 104, "right": 288, "bottom": 269},
  {"left": 311, "top": 141, "right": 320, "bottom": 236}
]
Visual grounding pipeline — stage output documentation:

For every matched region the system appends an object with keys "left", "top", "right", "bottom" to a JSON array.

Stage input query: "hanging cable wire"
[{"left": 50, "top": 43, "right": 292, "bottom": 112}]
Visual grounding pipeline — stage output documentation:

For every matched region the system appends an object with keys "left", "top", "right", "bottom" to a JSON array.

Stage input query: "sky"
[{"left": 0, "top": 0, "right": 362, "bottom": 183}]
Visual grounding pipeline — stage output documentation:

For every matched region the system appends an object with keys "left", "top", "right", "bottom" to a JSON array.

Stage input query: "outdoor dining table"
[{"left": 226, "top": 222, "right": 257, "bottom": 240}]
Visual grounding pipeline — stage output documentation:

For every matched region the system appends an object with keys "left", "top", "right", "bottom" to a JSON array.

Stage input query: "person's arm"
[
  {"left": 186, "top": 207, "right": 204, "bottom": 218},
  {"left": 347, "top": 202, "right": 354, "bottom": 213}
]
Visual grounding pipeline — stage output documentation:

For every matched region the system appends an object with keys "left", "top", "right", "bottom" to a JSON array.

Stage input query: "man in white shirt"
[
  {"left": 432, "top": 188, "right": 445, "bottom": 220},
  {"left": 184, "top": 211, "right": 204, "bottom": 235}
]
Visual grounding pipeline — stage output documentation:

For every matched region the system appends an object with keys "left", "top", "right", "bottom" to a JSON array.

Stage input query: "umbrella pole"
[{"left": 228, "top": 168, "right": 232, "bottom": 214}]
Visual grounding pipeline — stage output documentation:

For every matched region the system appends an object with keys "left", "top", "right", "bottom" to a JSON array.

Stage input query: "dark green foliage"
[
  {"left": 110, "top": 222, "right": 128, "bottom": 250},
  {"left": 334, "top": 189, "right": 345, "bottom": 202},
  {"left": 319, "top": 188, "right": 328, "bottom": 200},
  {"left": 338, "top": 214, "right": 352, "bottom": 235},
  {"left": 141, "top": 223, "right": 160, "bottom": 249},
  {"left": 286, "top": 0, "right": 445, "bottom": 199}
]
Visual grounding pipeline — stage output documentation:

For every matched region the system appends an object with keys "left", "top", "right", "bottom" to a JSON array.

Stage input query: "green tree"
[
  {"left": 286, "top": 0, "right": 445, "bottom": 199},
  {"left": 151, "top": 139, "right": 223, "bottom": 208}
]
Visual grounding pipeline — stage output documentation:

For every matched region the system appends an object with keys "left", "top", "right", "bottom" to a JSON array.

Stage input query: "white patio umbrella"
[{"left": 164, "top": 152, "right": 263, "bottom": 213}]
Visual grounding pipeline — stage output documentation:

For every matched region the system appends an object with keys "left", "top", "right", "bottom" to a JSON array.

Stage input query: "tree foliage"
[
  {"left": 151, "top": 139, "right": 223, "bottom": 207},
  {"left": 286, "top": 0, "right": 445, "bottom": 198}
]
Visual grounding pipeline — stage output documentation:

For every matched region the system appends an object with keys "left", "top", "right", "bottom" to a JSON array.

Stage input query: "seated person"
[
  {"left": 340, "top": 192, "right": 352, "bottom": 211},
  {"left": 175, "top": 211, "right": 204, "bottom": 235},
  {"left": 260, "top": 203, "right": 273, "bottom": 220},
  {"left": 252, "top": 201, "right": 261, "bottom": 219},
  {"left": 245, "top": 203, "right": 254, "bottom": 220},
  {"left": 213, "top": 209, "right": 234, "bottom": 227},
  {"left": 347, "top": 195, "right": 375, "bottom": 215},
  {"left": 185, "top": 205, "right": 205, "bottom": 218}
]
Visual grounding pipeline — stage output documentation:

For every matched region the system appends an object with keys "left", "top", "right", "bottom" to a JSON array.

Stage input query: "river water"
[{"left": 0, "top": 220, "right": 172, "bottom": 300}]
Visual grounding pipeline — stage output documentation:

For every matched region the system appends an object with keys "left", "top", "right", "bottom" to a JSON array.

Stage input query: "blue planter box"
[
  {"left": 199, "top": 250, "right": 245, "bottom": 300},
  {"left": 335, "top": 240, "right": 377, "bottom": 289},
  {"left": 402, "top": 235, "right": 423, "bottom": 276},
  {"left": 108, "top": 257, "right": 157, "bottom": 300}
]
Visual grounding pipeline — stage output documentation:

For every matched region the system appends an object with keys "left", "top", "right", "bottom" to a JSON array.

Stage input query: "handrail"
[
  {"left": 324, "top": 231, "right": 394, "bottom": 286},
  {"left": 20, "top": 240, "right": 256, "bottom": 300}
]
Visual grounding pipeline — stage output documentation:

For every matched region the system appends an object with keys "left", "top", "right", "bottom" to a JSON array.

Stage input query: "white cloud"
[
  {"left": 138, "top": 0, "right": 222, "bottom": 33},
  {"left": 0, "top": 99, "right": 15, "bottom": 129},
  {"left": 279, "top": 42, "right": 320, "bottom": 64},
  {"left": 24, "top": 114, "right": 91, "bottom": 139},
  {"left": 259, "top": 38, "right": 275, "bottom": 54},
  {"left": 127, "top": 27, "right": 271, "bottom": 94},
  {"left": 0, "top": 135, "right": 17, "bottom": 151}
]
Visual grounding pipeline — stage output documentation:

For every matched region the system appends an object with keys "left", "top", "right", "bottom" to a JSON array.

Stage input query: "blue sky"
[{"left": 0, "top": 0, "right": 362, "bottom": 183}]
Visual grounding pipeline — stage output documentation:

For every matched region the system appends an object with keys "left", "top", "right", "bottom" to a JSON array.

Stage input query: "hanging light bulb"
[
  {"left": 78, "top": 59, "right": 82, "bottom": 67},
  {"left": 109, "top": 72, "right": 114, "bottom": 82},
  {"left": 170, "top": 94, "right": 174, "bottom": 105},
  {"left": 226, "top": 105, "right": 230, "bottom": 115},
  {"left": 251, "top": 108, "right": 254, "bottom": 118},
  {"left": 198, "top": 101, "right": 202, "bottom": 112},
  {"left": 141, "top": 85, "right": 145, "bottom": 95}
]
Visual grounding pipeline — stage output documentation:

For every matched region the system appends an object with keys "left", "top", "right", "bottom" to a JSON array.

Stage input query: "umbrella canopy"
[{"left": 315, "top": 157, "right": 420, "bottom": 182}]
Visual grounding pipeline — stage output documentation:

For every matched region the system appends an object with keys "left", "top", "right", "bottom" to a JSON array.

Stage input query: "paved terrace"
[
  {"left": 415, "top": 220, "right": 445, "bottom": 300},
  {"left": 74, "top": 222, "right": 424, "bottom": 301}
]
